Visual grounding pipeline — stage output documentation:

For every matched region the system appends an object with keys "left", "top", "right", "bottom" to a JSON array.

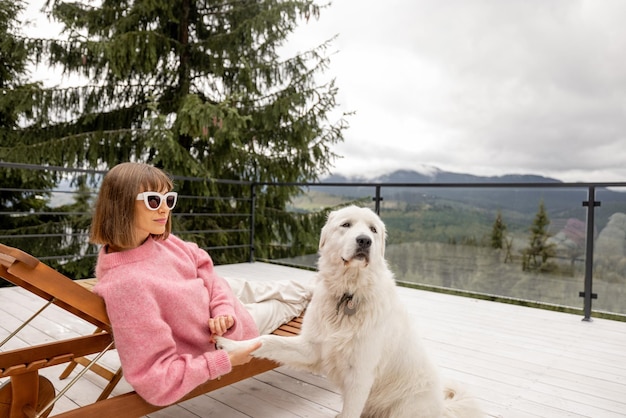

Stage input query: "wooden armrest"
[
  {"left": 0, "top": 244, "right": 111, "bottom": 331},
  {"left": 0, "top": 243, "right": 39, "bottom": 269}
]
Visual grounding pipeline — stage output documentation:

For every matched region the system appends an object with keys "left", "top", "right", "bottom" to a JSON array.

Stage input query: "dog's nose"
[{"left": 356, "top": 235, "right": 372, "bottom": 249}]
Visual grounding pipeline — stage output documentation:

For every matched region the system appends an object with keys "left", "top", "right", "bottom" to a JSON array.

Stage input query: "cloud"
[
  {"left": 291, "top": 0, "right": 626, "bottom": 182},
  {"left": 22, "top": 0, "right": 626, "bottom": 183}
]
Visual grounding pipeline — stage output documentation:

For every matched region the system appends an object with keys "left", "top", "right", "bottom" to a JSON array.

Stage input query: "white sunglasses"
[{"left": 136, "top": 192, "right": 178, "bottom": 210}]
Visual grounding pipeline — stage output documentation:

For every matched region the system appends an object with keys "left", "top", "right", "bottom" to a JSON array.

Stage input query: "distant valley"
[{"left": 317, "top": 168, "right": 626, "bottom": 223}]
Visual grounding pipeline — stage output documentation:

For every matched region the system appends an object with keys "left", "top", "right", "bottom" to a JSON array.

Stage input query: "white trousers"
[{"left": 226, "top": 278, "right": 313, "bottom": 335}]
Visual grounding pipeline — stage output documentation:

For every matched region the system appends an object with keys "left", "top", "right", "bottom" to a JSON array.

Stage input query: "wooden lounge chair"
[{"left": 0, "top": 243, "right": 303, "bottom": 418}]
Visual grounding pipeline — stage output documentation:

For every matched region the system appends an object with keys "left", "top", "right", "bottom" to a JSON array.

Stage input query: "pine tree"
[
  {"left": 2, "top": 0, "right": 347, "bottom": 264},
  {"left": 0, "top": 0, "right": 51, "bottom": 197},
  {"left": 490, "top": 210, "right": 506, "bottom": 249},
  {"left": 522, "top": 200, "right": 556, "bottom": 272},
  {"left": 0, "top": 1, "right": 73, "bottom": 282}
]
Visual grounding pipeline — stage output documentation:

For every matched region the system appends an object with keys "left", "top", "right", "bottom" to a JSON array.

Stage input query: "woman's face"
[{"left": 133, "top": 189, "right": 172, "bottom": 247}]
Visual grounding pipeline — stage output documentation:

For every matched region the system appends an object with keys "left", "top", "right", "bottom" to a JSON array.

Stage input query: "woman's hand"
[
  {"left": 228, "top": 341, "right": 262, "bottom": 367},
  {"left": 208, "top": 315, "right": 234, "bottom": 342}
]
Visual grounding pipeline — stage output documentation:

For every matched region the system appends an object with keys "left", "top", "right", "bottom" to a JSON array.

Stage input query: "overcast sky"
[
  {"left": 25, "top": 0, "right": 626, "bottom": 183},
  {"left": 283, "top": 0, "right": 626, "bottom": 182}
]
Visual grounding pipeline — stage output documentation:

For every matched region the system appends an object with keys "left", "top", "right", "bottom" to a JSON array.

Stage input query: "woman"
[{"left": 90, "top": 162, "right": 311, "bottom": 406}]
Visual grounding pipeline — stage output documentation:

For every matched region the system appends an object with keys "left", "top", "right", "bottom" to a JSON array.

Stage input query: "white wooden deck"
[{"left": 1, "top": 262, "right": 625, "bottom": 418}]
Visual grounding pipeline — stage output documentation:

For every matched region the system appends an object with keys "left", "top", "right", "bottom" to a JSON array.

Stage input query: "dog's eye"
[
  {"left": 370, "top": 226, "right": 377, "bottom": 233},
  {"left": 341, "top": 222, "right": 351, "bottom": 228}
]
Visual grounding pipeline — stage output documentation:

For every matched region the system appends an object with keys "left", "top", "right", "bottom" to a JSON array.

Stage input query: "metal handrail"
[{"left": 2, "top": 161, "right": 626, "bottom": 320}]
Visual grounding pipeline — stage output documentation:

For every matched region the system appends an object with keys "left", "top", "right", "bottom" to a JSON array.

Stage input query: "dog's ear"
[
  {"left": 380, "top": 221, "right": 387, "bottom": 258},
  {"left": 319, "top": 210, "right": 336, "bottom": 250}
]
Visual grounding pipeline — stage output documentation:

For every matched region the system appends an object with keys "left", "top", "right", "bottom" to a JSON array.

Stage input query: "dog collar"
[{"left": 336, "top": 293, "right": 357, "bottom": 316}]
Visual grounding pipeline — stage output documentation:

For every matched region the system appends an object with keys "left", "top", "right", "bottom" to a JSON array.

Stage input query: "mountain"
[
  {"left": 322, "top": 168, "right": 562, "bottom": 184},
  {"left": 317, "top": 168, "right": 626, "bottom": 219}
]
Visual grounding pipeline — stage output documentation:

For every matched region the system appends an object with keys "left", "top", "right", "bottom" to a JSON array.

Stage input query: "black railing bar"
[
  {"left": 0, "top": 233, "right": 89, "bottom": 239},
  {"left": 38, "top": 253, "right": 98, "bottom": 262},
  {"left": 0, "top": 162, "right": 251, "bottom": 186},
  {"left": 257, "top": 181, "right": 626, "bottom": 189},
  {"left": 183, "top": 195, "right": 251, "bottom": 202},
  {"left": 0, "top": 229, "right": 249, "bottom": 240},
  {"left": 0, "top": 212, "right": 89, "bottom": 216},
  {"left": 0, "top": 212, "right": 250, "bottom": 217},
  {"left": 175, "top": 229, "right": 249, "bottom": 234},
  {"left": 0, "top": 188, "right": 87, "bottom": 195},
  {"left": 172, "top": 213, "right": 251, "bottom": 217},
  {"left": 36, "top": 246, "right": 249, "bottom": 260},
  {"left": 170, "top": 174, "right": 249, "bottom": 185},
  {"left": 0, "top": 161, "right": 108, "bottom": 175},
  {"left": 0, "top": 230, "right": 250, "bottom": 240},
  {"left": 0, "top": 191, "right": 251, "bottom": 201},
  {"left": 203, "top": 244, "right": 250, "bottom": 251}
]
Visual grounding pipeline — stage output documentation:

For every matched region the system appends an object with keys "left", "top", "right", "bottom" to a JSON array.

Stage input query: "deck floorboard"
[{"left": 1, "top": 262, "right": 625, "bottom": 417}]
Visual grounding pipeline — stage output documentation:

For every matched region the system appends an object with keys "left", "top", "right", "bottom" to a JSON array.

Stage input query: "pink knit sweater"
[{"left": 93, "top": 235, "right": 259, "bottom": 406}]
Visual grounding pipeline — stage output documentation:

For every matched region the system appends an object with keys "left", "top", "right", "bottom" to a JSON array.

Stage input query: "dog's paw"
[{"left": 214, "top": 336, "right": 242, "bottom": 352}]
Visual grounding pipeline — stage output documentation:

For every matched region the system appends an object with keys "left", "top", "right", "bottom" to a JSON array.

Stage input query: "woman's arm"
[
  {"left": 189, "top": 242, "right": 242, "bottom": 325},
  {"left": 99, "top": 277, "right": 232, "bottom": 406}
]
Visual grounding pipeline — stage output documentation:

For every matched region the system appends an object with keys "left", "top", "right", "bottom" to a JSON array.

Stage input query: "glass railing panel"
[
  {"left": 379, "top": 186, "right": 591, "bottom": 310},
  {"left": 592, "top": 188, "right": 626, "bottom": 315},
  {"left": 259, "top": 182, "right": 626, "bottom": 317}
]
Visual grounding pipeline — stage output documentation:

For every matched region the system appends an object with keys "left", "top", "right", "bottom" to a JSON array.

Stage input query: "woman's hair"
[{"left": 90, "top": 162, "right": 174, "bottom": 248}]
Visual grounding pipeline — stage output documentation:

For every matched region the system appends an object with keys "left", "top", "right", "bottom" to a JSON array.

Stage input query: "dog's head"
[{"left": 319, "top": 205, "right": 387, "bottom": 269}]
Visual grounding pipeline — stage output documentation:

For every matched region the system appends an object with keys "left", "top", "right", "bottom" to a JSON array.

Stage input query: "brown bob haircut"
[{"left": 90, "top": 162, "right": 174, "bottom": 249}]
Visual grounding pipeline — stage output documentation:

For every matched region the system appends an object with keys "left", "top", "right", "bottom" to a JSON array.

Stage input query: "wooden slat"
[
  {"left": 51, "top": 358, "right": 281, "bottom": 418},
  {"left": 272, "top": 326, "right": 300, "bottom": 337},
  {"left": 0, "top": 333, "right": 113, "bottom": 377}
]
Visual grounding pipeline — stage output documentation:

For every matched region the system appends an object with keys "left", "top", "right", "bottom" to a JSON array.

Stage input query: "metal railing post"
[
  {"left": 249, "top": 183, "right": 257, "bottom": 263},
  {"left": 580, "top": 186, "right": 600, "bottom": 321},
  {"left": 373, "top": 185, "right": 383, "bottom": 215}
]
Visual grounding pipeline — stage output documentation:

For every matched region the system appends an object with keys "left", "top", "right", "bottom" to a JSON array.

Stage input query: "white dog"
[{"left": 217, "top": 205, "right": 482, "bottom": 418}]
